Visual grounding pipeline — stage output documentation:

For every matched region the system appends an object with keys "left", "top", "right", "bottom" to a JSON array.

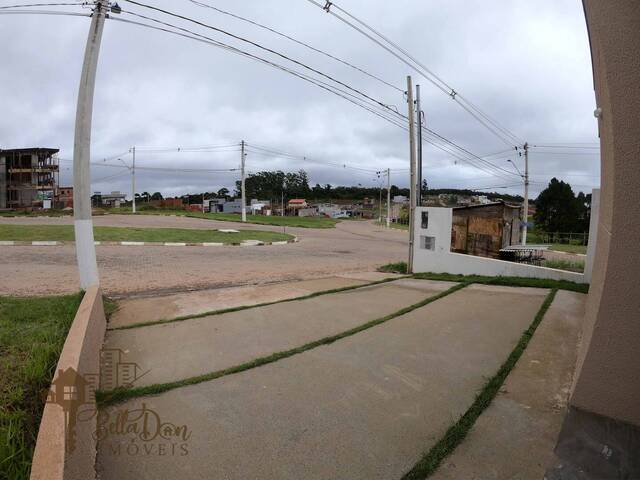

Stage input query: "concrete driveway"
[
  {"left": 0, "top": 215, "right": 407, "bottom": 296},
  {"left": 93, "top": 277, "right": 571, "bottom": 480}
]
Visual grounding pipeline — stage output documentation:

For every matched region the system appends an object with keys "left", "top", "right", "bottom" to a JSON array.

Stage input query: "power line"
[
  {"left": 93, "top": 170, "right": 131, "bottom": 183},
  {"left": 531, "top": 144, "right": 599, "bottom": 150},
  {"left": 185, "top": 0, "right": 403, "bottom": 93},
  {"left": 422, "top": 126, "right": 521, "bottom": 179},
  {"left": 0, "top": 8, "right": 89, "bottom": 16},
  {"left": 110, "top": 12, "right": 408, "bottom": 131},
  {"left": 109, "top": 8, "right": 513, "bottom": 182},
  {"left": 304, "top": 0, "right": 524, "bottom": 147},
  {"left": 245, "top": 142, "right": 381, "bottom": 173},
  {"left": 13, "top": 6, "right": 524, "bottom": 185},
  {"left": 121, "top": 0, "right": 401, "bottom": 115},
  {"left": 0, "top": 2, "right": 83, "bottom": 9}
]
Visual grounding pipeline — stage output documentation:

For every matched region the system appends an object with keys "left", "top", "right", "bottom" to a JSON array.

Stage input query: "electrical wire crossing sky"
[{"left": 0, "top": 0, "right": 600, "bottom": 198}]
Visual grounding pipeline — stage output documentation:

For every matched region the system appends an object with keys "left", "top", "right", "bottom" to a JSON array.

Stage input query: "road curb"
[{"left": 0, "top": 237, "right": 298, "bottom": 247}]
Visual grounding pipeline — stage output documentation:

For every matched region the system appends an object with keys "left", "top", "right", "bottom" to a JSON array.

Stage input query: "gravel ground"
[{"left": 0, "top": 215, "right": 407, "bottom": 297}]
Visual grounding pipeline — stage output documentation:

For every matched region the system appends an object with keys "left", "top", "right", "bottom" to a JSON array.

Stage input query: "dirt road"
[{"left": 0, "top": 215, "right": 407, "bottom": 297}]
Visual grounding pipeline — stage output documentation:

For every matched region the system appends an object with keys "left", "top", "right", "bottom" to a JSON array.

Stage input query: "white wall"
[{"left": 412, "top": 207, "right": 588, "bottom": 283}]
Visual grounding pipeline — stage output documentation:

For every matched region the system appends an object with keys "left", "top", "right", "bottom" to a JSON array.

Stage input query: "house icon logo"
[{"left": 45, "top": 367, "right": 98, "bottom": 453}]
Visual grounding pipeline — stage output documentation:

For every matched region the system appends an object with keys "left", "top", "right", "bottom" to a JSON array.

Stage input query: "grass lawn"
[
  {"left": 0, "top": 225, "right": 293, "bottom": 244},
  {"left": 167, "top": 211, "right": 338, "bottom": 229},
  {"left": 543, "top": 259, "right": 585, "bottom": 273},
  {"left": 109, "top": 207, "right": 338, "bottom": 228},
  {"left": 548, "top": 243, "right": 587, "bottom": 255},
  {"left": 0, "top": 293, "right": 83, "bottom": 480},
  {"left": 0, "top": 210, "right": 72, "bottom": 218},
  {"left": 378, "top": 261, "right": 408, "bottom": 274}
]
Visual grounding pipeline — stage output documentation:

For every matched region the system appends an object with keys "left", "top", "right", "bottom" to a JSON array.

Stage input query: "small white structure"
[
  {"left": 412, "top": 203, "right": 597, "bottom": 283},
  {"left": 473, "top": 195, "right": 492, "bottom": 205}
]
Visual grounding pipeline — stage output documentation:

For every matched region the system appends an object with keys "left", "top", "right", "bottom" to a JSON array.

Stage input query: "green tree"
[
  {"left": 217, "top": 187, "right": 229, "bottom": 198},
  {"left": 534, "top": 178, "right": 581, "bottom": 232},
  {"left": 151, "top": 192, "right": 163, "bottom": 201}
]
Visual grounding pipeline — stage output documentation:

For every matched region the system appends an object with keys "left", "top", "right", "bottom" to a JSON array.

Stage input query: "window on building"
[
  {"left": 421, "top": 211, "right": 429, "bottom": 229},
  {"left": 421, "top": 236, "right": 435, "bottom": 250},
  {"left": 63, "top": 385, "right": 78, "bottom": 401}
]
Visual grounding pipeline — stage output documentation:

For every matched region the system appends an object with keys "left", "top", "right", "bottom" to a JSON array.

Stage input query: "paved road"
[{"left": 0, "top": 215, "right": 407, "bottom": 296}]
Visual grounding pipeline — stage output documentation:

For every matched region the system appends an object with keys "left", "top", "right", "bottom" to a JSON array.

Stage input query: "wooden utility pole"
[
  {"left": 73, "top": 0, "right": 106, "bottom": 288},
  {"left": 407, "top": 76, "right": 417, "bottom": 273},
  {"left": 240, "top": 140, "right": 246, "bottom": 222}
]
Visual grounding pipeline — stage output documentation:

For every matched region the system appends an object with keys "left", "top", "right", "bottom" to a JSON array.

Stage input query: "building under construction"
[{"left": 0, "top": 148, "right": 60, "bottom": 209}]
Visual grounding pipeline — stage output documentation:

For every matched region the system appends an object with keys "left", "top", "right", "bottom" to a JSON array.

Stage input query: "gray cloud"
[{"left": 1, "top": 0, "right": 599, "bottom": 199}]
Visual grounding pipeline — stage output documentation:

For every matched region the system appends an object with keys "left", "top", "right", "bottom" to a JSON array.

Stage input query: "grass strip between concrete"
[
  {"left": 108, "top": 276, "right": 406, "bottom": 331},
  {"left": 413, "top": 272, "right": 588, "bottom": 293},
  {"left": 400, "top": 288, "right": 559, "bottom": 480},
  {"left": 96, "top": 282, "right": 469, "bottom": 407},
  {"left": 378, "top": 262, "right": 589, "bottom": 294}
]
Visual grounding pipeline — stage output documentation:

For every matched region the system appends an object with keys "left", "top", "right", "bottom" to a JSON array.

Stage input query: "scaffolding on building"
[{"left": 0, "top": 148, "right": 60, "bottom": 209}]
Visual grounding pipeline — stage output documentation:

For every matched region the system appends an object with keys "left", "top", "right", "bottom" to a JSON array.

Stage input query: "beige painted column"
[{"left": 548, "top": 2, "right": 640, "bottom": 478}]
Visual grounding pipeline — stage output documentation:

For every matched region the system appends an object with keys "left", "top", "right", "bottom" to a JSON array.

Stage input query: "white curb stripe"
[
  {"left": 272, "top": 241, "right": 288, "bottom": 245},
  {"left": 202, "top": 242, "right": 224, "bottom": 246},
  {"left": 120, "top": 241, "right": 145, "bottom": 246},
  {"left": 241, "top": 240, "right": 264, "bottom": 246},
  {"left": 32, "top": 241, "right": 58, "bottom": 246},
  {"left": 94, "top": 241, "right": 101, "bottom": 245},
  {"left": 164, "top": 242, "right": 187, "bottom": 246},
  {"left": 0, "top": 241, "right": 15, "bottom": 246}
]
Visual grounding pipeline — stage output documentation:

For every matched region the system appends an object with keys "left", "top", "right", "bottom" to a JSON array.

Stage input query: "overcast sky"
[{"left": 1, "top": 0, "right": 600, "bottom": 199}]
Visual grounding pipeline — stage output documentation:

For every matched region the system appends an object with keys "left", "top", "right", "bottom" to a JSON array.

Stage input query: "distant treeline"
[{"left": 169, "top": 169, "right": 526, "bottom": 205}]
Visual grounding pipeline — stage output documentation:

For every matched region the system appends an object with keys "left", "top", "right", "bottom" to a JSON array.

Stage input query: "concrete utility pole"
[
  {"left": 281, "top": 190, "right": 285, "bottom": 217},
  {"left": 386, "top": 167, "right": 391, "bottom": 228},
  {"left": 73, "top": 0, "right": 106, "bottom": 288},
  {"left": 378, "top": 179, "right": 383, "bottom": 223},
  {"left": 240, "top": 140, "right": 247, "bottom": 222},
  {"left": 407, "top": 76, "right": 417, "bottom": 274},
  {"left": 131, "top": 145, "right": 136, "bottom": 213},
  {"left": 416, "top": 84, "right": 423, "bottom": 207},
  {"left": 522, "top": 142, "right": 529, "bottom": 245}
]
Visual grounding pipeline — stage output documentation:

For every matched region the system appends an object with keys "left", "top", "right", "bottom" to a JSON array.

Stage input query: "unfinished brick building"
[{"left": 0, "top": 148, "right": 59, "bottom": 209}]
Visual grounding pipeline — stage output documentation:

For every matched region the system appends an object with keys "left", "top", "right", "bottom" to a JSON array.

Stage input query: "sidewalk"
[{"left": 430, "top": 290, "right": 586, "bottom": 480}]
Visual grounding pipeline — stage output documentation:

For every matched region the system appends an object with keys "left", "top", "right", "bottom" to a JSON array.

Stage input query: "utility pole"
[
  {"left": 72, "top": 0, "right": 106, "bottom": 289},
  {"left": 522, "top": 142, "right": 530, "bottom": 245},
  {"left": 240, "top": 140, "right": 246, "bottom": 222},
  {"left": 281, "top": 190, "right": 285, "bottom": 217},
  {"left": 202, "top": 192, "right": 205, "bottom": 214},
  {"left": 378, "top": 178, "right": 382, "bottom": 223},
  {"left": 386, "top": 167, "right": 391, "bottom": 228},
  {"left": 407, "top": 76, "right": 417, "bottom": 274},
  {"left": 131, "top": 145, "right": 136, "bottom": 213},
  {"left": 416, "top": 84, "right": 423, "bottom": 207}
]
